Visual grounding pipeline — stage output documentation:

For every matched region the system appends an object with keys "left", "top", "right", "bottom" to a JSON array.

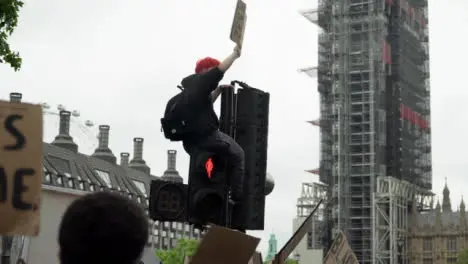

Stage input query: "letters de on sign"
[
  {"left": 230, "top": 0, "right": 247, "bottom": 48},
  {"left": 0, "top": 100, "right": 43, "bottom": 236}
]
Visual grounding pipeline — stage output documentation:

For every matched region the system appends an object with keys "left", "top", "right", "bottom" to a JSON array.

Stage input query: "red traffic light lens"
[{"left": 205, "top": 158, "right": 214, "bottom": 179}]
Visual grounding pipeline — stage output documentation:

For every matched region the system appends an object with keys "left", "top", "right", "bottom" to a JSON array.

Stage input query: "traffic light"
[
  {"left": 149, "top": 179, "right": 187, "bottom": 222},
  {"left": 231, "top": 87, "right": 270, "bottom": 230},
  {"left": 187, "top": 151, "right": 229, "bottom": 226},
  {"left": 151, "top": 82, "right": 270, "bottom": 231}
]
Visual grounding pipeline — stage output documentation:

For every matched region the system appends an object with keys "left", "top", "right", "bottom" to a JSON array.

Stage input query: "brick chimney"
[
  {"left": 9, "top": 92, "right": 22, "bottom": 103},
  {"left": 92, "top": 125, "right": 116, "bottom": 164},
  {"left": 52, "top": 110, "right": 78, "bottom": 152},
  {"left": 129, "top": 137, "right": 150, "bottom": 174},
  {"left": 120, "top": 152, "right": 130, "bottom": 166},
  {"left": 161, "top": 150, "right": 182, "bottom": 183}
]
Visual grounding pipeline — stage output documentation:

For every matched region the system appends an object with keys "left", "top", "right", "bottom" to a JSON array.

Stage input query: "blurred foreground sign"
[
  {"left": 0, "top": 100, "right": 42, "bottom": 236},
  {"left": 249, "top": 252, "right": 263, "bottom": 264},
  {"left": 273, "top": 199, "right": 323, "bottom": 264},
  {"left": 323, "top": 231, "right": 359, "bottom": 264},
  {"left": 191, "top": 225, "right": 260, "bottom": 264},
  {"left": 230, "top": 0, "right": 247, "bottom": 48}
]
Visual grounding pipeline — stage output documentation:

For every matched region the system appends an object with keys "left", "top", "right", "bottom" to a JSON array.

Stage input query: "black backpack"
[{"left": 160, "top": 86, "right": 193, "bottom": 141}]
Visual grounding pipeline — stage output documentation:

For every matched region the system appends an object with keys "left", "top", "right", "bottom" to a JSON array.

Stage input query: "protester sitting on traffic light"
[
  {"left": 58, "top": 191, "right": 148, "bottom": 264},
  {"left": 161, "top": 45, "right": 245, "bottom": 202},
  {"left": 183, "top": 45, "right": 245, "bottom": 202}
]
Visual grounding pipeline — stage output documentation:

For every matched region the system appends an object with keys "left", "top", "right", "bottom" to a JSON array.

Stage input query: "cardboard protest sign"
[
  {"left": 323, "top": 231, "right": 359, "bottom": 264},
  {"left": 190, "top": 225, "right": 260, "bottom": 264},
  {"left": 0, "top": 100, "right": 43, "bottom": 236},
  {"left": 249, "top": 251, "right": 263, "bottom": 264},
  {"left": 273, "top": 199, "right": 323, "bottom": 264},
  {"left": 230, "top": 0, "right": 247, "bottom": 48}
]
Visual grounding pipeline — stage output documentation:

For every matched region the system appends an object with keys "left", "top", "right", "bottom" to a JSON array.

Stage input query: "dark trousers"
[{"left": 184, "top": 130, "right": 245, "bottom": 200}]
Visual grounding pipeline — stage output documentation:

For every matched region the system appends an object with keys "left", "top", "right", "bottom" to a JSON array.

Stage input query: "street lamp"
[
  {"left": 397, "top": 237, "right": 404, "bottom": 264},
  {"left": 293, "top": 253, "right": 301, "bottom": 263}
]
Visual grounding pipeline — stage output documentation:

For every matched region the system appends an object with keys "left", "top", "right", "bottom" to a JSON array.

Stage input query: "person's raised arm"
[
  {"left": 197, "top": 45, "right": 242, "bottom": 97},
  {"left": 218, "top": 45, "right": 241, "bottom": 73},
  {"left": 207, "top": 46, "right": 240, "bottom": 102}
]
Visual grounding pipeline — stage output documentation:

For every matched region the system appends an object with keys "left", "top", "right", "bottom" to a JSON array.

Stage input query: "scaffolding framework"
[
  {"left": 296, "top": 182, "right": 327, "bottom": 250},
  {"left": 297, "top": 182, "right": 327, "bottom": 218},
  {"left": 372, "top": 176, "right": 434, "bottom": 264},
  {"left": 299, "top": 0, "right": 431, "bottom": 263}
]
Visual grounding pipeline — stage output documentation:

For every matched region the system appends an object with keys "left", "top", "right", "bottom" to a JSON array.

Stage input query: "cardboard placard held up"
[
  {"left": 230, "top": 0, "right": 247, "bottom": 48},
  {"left": 273, "top": 199, "right": 323, "bottom": 264},
  {"left": 190, "top": 225, "right": 260, "bottom": 264},
  {"left": 323, "top": 231, "right": 359, "bottom": 264},
  {"left": 249, "top": 252, "right": 263, "bottom": 264},
  {"left": 0, "top": 100, "right": 43, "bottom": 236}
]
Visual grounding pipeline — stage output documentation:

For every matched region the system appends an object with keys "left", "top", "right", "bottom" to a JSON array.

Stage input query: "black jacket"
[{"left": 181, "top": 67, "right": 224, "bottom": 143}]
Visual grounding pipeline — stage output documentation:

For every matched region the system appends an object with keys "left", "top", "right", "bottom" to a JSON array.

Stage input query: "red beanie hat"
[{"left": 195, "top": 57, "right": 221, "bottom": 74}]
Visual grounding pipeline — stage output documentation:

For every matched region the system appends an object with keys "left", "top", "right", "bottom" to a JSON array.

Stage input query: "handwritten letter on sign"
[
  {"left": 230, "top": 0, "right": 247, "bottom": 48},
  {"left": 0, "top": 100, "right": 42, "bottom": 236}
]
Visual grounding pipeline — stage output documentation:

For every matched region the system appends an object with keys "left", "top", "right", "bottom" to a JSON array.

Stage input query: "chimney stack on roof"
[
  {"left": 120, "top": 152, "right": 130, "bottom": 166},
  {"left": 9, "top": 92, "right": 22, "bottom": 103},
  {"left": 168, "top": 149, "right": 176, "bottom": 170},
  {"left": 52, "top": 110, "right": 78, "bottom": 153},
  {"left": 129, "top": 137, "right": 150, "bottom": 174},
  {"left": 92, "top": 125, "right": 116, "bottom": 164},
  {"left": 161, "top": 150, "right": 182, "bottom": 183}
]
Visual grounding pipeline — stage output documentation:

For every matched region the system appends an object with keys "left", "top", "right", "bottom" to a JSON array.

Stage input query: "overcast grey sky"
[{"left": 1, "top": 0, "right": 467, "bottom": 255}]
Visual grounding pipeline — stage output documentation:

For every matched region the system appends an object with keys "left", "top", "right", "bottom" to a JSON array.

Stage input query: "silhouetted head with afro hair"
[{"left": 58, "top": 191, "right": 148, "bottom": 264}]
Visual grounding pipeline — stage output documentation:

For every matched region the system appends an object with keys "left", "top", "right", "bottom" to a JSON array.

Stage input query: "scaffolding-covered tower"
[{"left": 299, "top": 0, "right": 431, "bottom": 263}]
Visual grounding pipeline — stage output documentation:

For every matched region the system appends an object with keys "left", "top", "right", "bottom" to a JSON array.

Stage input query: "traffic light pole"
[
  {"left": 220, "top": 84, "right": 236, "bottom": 137},
  {"left": 220, "top": 85, "right": 237, "bottom": 229}
]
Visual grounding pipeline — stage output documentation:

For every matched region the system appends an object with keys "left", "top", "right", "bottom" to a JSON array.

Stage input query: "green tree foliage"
[
  {"left": 0, "top": 0, "right": 23, "bottom": 71},
  {"left": 156, "top": 239, "right": 199, "bottom": 264},
  {"left": 457, "top": 248, "right": 468, "bottom": 264}
]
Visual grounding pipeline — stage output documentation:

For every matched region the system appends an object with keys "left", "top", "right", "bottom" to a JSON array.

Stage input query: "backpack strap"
[{"left": 177, "top": 85, "right": 184, "bottom": 91}]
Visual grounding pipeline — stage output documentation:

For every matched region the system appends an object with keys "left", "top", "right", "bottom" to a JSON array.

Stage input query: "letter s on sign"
[{"left": 4, "top": 114, "right": 26, "bottom": 151}]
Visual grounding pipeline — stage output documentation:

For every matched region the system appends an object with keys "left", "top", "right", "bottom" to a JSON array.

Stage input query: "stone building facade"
[{"left": 409, "top": 182, "right": 467, "bottom": 264}]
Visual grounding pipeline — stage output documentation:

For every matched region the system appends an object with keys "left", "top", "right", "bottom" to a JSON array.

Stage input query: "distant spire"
[
  {"left": 435, "top": 200, "right": 442, "bottom": 229},
  {"left": 460, "top": 196, "right": 466, "bottom": 229},
  {"left": 461, "top": 196, "right": 466, "bottom": 212},
  {"left": 265, "top": 233, "right": 278, "bottom": 262},
  {"left": 442, "top": 178, "right": 452, "bottom": 213}
]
